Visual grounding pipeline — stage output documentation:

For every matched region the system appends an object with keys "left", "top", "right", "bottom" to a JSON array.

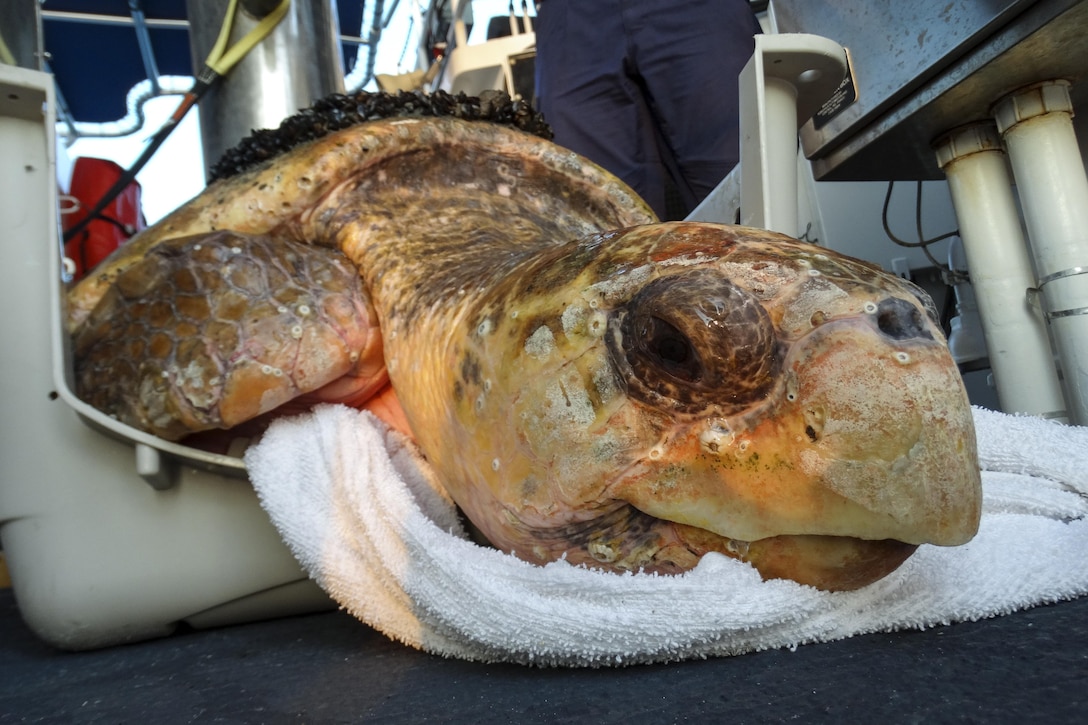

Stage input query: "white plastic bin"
[{"left": 0, "top": 65, "right": 332, "bottom": 651}]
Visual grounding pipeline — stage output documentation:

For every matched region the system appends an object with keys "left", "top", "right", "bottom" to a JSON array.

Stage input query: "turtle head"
[
  {"left": 461, "top": 222, "right": 980, "bottom": 591},
  {"left": 597, "top": 224, "right": 981, "bottom": 588}
]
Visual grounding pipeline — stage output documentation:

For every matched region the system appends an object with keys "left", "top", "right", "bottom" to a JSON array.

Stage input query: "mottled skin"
[
  {"left": 70, "top": 119, "right": 651, "bottom": 436},
  {"left": 69, "top": 116, "right": 982, "bottom": 591},
  {"left": 366, "top": 222, "right": 979, "bottom": 587},
  {"left": 74, "top": 233, "right": 385, "bottom": 438}
]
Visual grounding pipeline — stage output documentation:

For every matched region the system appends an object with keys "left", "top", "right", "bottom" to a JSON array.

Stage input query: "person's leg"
[
  {"left": 627, "top": 0, "right": 759, "bottom": 213},
  {"left": 534, "top": 0, "right": 667, "bottom": 216}
]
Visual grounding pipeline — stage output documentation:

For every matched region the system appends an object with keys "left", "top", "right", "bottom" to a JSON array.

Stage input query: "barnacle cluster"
[{"left": 209, "top": 89, "right": 552, "bottom": 182}]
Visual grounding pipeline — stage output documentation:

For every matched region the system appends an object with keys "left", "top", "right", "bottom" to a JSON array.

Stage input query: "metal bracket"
[
  {"left": 738, "top": 34, "right": 849, "bottom": 235},
  {"left": 1033, "top": 265, "right": 1088, "bottom": 319},
  {"left": 136, "top": 443, "right": 177, "bottom": 490}
]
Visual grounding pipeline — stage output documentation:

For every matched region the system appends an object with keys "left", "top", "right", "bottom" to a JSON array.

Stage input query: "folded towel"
[{"left": 245, "top": 405, "right": 1088, "bottom": 666}]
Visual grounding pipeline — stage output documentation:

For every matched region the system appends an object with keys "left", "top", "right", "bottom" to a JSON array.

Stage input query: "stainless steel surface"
[
  {"left": 773, "top": 0, "right": 1088, "bottom": 180},
  {"left": 1, "top": 0, "right": 44, "bottom": 70},
  {"left": 186, "top": 0, "right": 345, "bottom": 173}
]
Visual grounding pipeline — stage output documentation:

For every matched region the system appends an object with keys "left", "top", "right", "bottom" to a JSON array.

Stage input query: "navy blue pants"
[{"left": 535, "top": 0, "right": 760, "bottom": 219}]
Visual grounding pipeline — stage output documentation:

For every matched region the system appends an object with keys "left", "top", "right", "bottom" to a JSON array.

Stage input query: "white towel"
[{"left": 245, "top": 405, "right": 1088, "bottom": 666}]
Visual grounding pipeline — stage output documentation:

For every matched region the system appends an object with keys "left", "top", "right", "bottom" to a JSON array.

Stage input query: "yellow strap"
[
  {"left": 0, "top": 27, "right": 17, "bottom": 66},
  {"left": 205, "top": 0, "right": 292, "bottom": 77}
]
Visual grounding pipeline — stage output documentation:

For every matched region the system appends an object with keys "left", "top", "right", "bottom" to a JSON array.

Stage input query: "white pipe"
[
  {"left": 453, "top": 0, "right": 469, "bottom": 48},
  {"left": 761, "top": 76, "right": 800, "bottom": 234},
  {"left": 933, "top": 123, "right": 1067, "bottom": 419},
  {"left": 738, "top": 34, "right": 848, "bottom": 236},
  {"left": 994, "top": 80, "right": 1088, "bottom": 425},
  {"left": 522, "top": 0, "right": 533, "bottom": 33}
]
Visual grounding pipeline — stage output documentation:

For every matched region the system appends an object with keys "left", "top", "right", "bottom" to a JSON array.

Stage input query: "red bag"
[{"left": 62, "top": 157, "right": 146, "bottom": 279}]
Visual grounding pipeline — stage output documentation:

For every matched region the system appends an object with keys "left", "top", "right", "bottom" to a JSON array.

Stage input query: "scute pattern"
[{"left": 75, "top": 231, "right": 375, "bottom": 439}]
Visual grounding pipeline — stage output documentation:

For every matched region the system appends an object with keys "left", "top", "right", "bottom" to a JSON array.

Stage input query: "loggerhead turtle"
[{"left": 68, "top": 91, "right": 981, "bottom": 591}]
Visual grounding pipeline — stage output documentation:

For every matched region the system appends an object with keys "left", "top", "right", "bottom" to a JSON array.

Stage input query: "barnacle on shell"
[{"left": 208, "top": 89, "right": 553, "bottom": 182}]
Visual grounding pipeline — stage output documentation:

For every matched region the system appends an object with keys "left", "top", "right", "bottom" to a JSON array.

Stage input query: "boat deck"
[{"left": 2, "top": 587, "right": 1085, "bottom": 723}]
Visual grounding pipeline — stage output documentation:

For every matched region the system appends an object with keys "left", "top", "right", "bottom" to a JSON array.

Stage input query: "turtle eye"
[
  {"left": 639, "top": 316, "right": 702, "bottom": 383},
  {"left": 608, "top": 269, "right": 780, "bottom": 415}
]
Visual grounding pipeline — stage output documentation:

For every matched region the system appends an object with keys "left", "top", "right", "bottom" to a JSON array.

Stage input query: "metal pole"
[
  {"left": 994, "top": 80, "right": 1088, "bottom": 425},
  {"left": 933, "top": 123, "right": 1067, "bottom": 419},
  {"left": 186, "top": 0, "right": 344, "bottom": 174},
  {"left": 128, "top": 0, "right": 163, "bottom": 94},
  {"left": 738, "top": 34, "right": 848, "bottom": 236}
]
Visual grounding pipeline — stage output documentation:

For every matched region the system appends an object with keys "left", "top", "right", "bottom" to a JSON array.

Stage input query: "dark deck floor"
[{"left": 2, "top": 588, "right": 1086, "bottom": 723}]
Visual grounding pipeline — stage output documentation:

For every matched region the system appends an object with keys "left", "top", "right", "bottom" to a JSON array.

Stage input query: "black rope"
[
  {"left": 61, "top": 77, "right": 215, "bottom": 244},
  {"left": 881, "top": 180, "right": 960, "bottom": 272}
]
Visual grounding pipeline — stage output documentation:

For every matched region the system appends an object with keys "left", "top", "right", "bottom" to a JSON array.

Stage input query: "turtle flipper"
[{"left": 73, "top": 230, "right": 385, "bottom": 441}]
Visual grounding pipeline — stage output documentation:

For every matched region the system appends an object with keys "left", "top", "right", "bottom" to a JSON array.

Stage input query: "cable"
[
  {"left": 62, "top": 0, "right": 291, "bottom": 244},
  {"left": 881, "top": 180, "right": 960, "bottom": 271},
  {"left": 355, "top": 0, "right": 386, "bottom": 91},
  {"left": 395, "top": 16, "right": 416, "bottom": 72}
]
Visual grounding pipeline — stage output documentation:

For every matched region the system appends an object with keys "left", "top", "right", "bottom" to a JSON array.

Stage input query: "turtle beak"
[
  {"left": 768, "top": 317, "right": 981, "bottom": 547},
  {"left": 613, "top": 312, "right": 982, "bottom": 550}
]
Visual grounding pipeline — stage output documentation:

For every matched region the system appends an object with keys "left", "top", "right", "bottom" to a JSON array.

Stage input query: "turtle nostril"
[{"left": 874, "top": 297, "right": 933, "bottom": 341}]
